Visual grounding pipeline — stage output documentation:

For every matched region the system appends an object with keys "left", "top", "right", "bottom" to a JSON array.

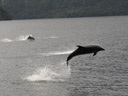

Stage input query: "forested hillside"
[
  {"left": 0, "top": 7, "right": 11, "bottom": 20},
  {"left": 1, "top": 0, "right": 128, "bottom": 20}
]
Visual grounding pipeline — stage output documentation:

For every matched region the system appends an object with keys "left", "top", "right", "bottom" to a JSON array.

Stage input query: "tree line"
[{"left": 0, "top": 0, "right": 128, "bottom": 20}]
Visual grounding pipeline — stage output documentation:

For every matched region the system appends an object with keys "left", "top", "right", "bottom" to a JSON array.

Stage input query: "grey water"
[{"left": 0, "top": 16, "right": 128, "bottom": 96}]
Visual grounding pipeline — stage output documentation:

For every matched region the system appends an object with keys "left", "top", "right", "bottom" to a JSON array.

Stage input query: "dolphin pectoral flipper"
[{"left": 93, "top": 52, "right": 97, "bottom": 56}]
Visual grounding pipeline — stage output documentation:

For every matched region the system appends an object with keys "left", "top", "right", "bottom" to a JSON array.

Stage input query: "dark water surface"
[{"left": 0, "top": 16, "right": 128, "bottom": 96}]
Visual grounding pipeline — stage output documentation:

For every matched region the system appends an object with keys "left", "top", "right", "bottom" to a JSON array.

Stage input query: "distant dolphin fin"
[
  {"left": 76, "top": 45, "right": 85, "bottom": 48},
  {"left": 93, "top": 52, "right": 97, "bottom": 56}
]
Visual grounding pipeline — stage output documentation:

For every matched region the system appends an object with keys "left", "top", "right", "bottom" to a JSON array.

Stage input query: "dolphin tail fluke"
[
  {"left": 93, "top": 52, "right": 97, "bottom": 56},
  {"left": 66, "top": 60, "right": 69, "bottom": 67}
]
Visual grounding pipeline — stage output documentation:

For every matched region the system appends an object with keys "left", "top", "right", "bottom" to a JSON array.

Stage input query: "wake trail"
[
  {"left": 0, "top": 34, "right": 31, "bottom": 43},
  {"left": 39, "top": 50, "right": 74, "bottom": 56},
  {"left": 1, "top": 38, "right": 13, "bottom": 42},
  {"left": 0, "top": 35, "right": 58, "bottom": 43}
]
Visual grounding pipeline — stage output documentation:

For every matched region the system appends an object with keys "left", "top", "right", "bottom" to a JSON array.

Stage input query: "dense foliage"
[
  {"left": 1, "top": 0, "right": 128, "bottom": 20},
  {"left": 0, "top": 7, "right": 12, "bottom": 20}
]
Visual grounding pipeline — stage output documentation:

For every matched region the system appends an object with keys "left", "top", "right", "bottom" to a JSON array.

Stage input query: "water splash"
[
  {"left": 24, "top": 62, "right": 71, "bottom": 82},
  {"left": 15, "top": 34, "right": 33, "bottom": 41},
  {"left": 24, "top": 67, "right": 60, "bottom": 82}
]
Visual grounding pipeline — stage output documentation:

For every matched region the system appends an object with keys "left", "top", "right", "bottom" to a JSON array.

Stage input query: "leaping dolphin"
[
  {"left": 66, "top": 45, "right": 105, "bottom": 66},
  {"left": 27, "top": 35, "right": 35, "bottom": 41}
]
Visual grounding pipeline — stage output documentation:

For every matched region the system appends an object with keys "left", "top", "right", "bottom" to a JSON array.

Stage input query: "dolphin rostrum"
[{"left": 66, "top": 45, "right": 105, "bottom": 66}]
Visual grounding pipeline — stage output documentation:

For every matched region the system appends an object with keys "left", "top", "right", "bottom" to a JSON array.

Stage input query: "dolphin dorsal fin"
[{"left": 76, "top": 45, "right": 85, "bottom": 48}]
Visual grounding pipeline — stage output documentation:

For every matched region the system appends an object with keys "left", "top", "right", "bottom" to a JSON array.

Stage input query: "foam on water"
[{"left": 40, "top": 50, "right": 74, "bottom": 56}]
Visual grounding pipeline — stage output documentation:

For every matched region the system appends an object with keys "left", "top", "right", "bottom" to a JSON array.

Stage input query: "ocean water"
[{"left": 0, "top": 16, "right": 128, "bottom": 96}]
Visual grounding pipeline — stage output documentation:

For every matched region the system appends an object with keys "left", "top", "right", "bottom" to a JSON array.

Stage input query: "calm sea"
[{"left": 0, "top": 16, "right": 128, "bottom": 96}]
